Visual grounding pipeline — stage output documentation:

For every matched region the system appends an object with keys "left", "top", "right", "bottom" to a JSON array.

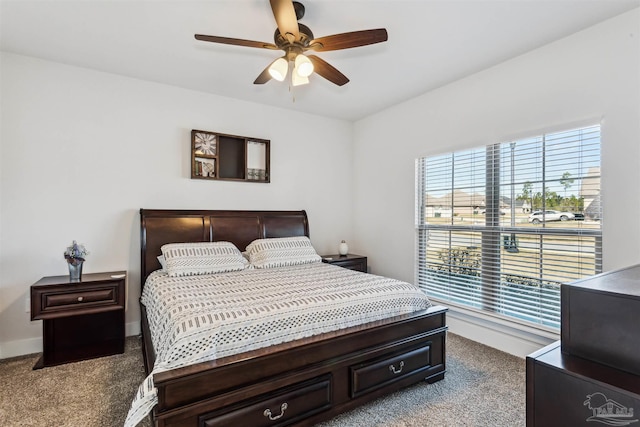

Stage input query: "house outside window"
[{"left": 415, "top": 125, "right": 602, "bottom": 329}]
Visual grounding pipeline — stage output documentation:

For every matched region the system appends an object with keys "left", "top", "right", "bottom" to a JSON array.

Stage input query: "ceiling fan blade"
[
  {"left": 270, "top": 0, "right": 299, "bottom": 42},
  {"left": 254, "top": 63, "right": 273, "bottom": 85},
  {"left": 307, "top": 55, "right": 349, "bottom": 86},
  {"left": 309, "top": 28, "right": 388, "bottom": 52},
  {"left": 195, "top": 34, "right": 278, "bottom": 50}
]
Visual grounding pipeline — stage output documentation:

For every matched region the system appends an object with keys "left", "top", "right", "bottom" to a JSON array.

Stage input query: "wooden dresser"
[
  {"left": 527, "top": 265, "right": 640, "bottom": 426},
  {"left": 527, "top": 341, "right": 640, "bottom": 427},
  {"left": 561, "top": 264, "right": 640, "bottom": 376}
]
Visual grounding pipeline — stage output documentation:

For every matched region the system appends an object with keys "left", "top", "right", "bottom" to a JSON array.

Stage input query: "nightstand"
[
  {"left": 30, "top": 271, "right": 126, "bottom": 369},
  {"left": 321, "top": 254, "right": 367, "bottom": 273}
]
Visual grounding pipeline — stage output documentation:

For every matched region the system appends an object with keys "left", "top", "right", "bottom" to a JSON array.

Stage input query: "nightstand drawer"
[
  {"left": 330, "top": 258, "right": 367, "bottom": 272},
  {"left": 31, "top": 275, "right": 125, "bottom": 321},
  {"left": 44, "top": 287, "right": 118, "bottom": 309}
]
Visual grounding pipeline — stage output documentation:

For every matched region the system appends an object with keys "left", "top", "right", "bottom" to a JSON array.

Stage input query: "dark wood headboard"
[{"left": 139, "top": 209, "right": 310, "bottom": 286}]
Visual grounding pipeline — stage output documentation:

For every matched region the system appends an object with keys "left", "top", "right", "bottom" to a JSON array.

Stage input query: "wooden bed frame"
[{"left": 139, "top": 209, "right": 447, "bottom": 427}]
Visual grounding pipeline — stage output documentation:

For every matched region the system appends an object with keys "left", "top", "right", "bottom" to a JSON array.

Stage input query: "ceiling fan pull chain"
[{"left": 289, "top": 82, "right": 296, "bottom": 103}]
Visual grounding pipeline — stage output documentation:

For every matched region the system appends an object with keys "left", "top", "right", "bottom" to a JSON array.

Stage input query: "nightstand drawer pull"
[
  {"left": 389, "top": 361, "right": 405, "bottom": 374},
  {"left": 77, "top": 296, "right": 84, "bottom": 302},
  {"left": 263, "top": 402, "right": 288, "bottom": 421}
]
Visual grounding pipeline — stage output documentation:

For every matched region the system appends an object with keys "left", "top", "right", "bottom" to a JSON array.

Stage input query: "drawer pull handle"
[
  {"left": 77, "top": 296, "right": 84, "bottom": 302},
  {"left": 263, "top": 402, "right": 288, "bottom": 421},
  {"left": 389, "top": 361, "right": 405, "bottom": 375}
]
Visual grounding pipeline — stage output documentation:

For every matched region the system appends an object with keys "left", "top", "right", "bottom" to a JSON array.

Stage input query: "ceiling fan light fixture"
[
  {"left": 291, "top": 72, "right": 309, "bottom": 86},
  {"left": 268, "top": 57, "right": 288, "bottom": 81},
  {"left": 294, "top": 54, "right": 314, "bottom": 78}
]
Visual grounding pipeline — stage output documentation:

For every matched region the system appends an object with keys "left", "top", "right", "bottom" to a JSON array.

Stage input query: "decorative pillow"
[
  {"left": 161, "top": 241, "right": 248, "bottom": 277},
  {"left": 157, "top": 255, "right": 167, "bottom": 271},
  {"left": 245, "top": 236, "right": 321, "bottom": 269}
]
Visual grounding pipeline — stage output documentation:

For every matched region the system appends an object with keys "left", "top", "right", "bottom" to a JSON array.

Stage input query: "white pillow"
[
  {"left": 161, "top": 241, "right": 248, "bottom": 277},
  {"left": 245, "top": 236, "right": 321, "bottom": 269},
  {"left": 157, "top": 255, "right": 167, "bottom": 271}
]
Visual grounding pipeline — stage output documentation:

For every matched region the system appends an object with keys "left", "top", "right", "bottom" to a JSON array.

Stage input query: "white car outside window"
[{"left": 528, "top": 210, "right": 575, "bottom": 224}]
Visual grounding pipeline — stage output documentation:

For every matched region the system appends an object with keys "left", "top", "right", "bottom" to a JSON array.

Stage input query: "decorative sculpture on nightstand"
[
  {"left": 64, "top": 240, "right": 89, "bottom": 282},
  {"left": 339, "top": 240, "right": 348, "bottom": 256}
]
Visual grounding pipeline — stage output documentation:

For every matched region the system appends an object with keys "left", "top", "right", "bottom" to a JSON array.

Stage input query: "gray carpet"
[{"left": 0, "top": 333, "right": 525, "bottom": 426}]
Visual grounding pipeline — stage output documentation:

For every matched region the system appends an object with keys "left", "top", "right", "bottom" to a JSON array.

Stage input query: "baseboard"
[
  {"left": 446, "top": 307, "right": 559, "bottom": 358},
  {"left": 126, "top": 320, "right": 141, "bottom": 337},
  {"left": 0, "top": 336, "right": 42, "bottom": 359},
  {"left": 0, "top": 321, "right": 142, "bottom": 360}
]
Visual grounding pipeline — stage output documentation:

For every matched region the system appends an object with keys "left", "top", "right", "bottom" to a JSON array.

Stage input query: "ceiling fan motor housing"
[
  {"left": 274, "top": 23, "right": 314, "bottom": 61},
  {"left": 274, "top": 24, "right": 314, "bottom": 48},
  {"left": 293, "top": 1, "right": 305, "bottom": 20}
]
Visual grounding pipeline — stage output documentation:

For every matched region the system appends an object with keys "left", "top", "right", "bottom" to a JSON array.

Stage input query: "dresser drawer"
[
  {"left": 200, "top": 375, "right": 332, "bottom": 427},
  {"left": 31, "top": 281, "right": 123, "bottom": 320},
  {"left": 350, "top": 344, "right": 431, "bottom": 398}
]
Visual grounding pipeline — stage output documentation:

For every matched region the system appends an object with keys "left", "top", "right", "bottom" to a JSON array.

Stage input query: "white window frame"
[{"left": 415, "top": 125, "right": 602, "bottom": 331}]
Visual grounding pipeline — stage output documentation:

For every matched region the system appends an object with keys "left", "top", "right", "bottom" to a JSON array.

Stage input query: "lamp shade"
[
  {"left": 268, "top": 58, "right": 288, "bottom": 81},
  {"left": 294, "top": 54, "right": 314, "bottom": 77},
  {"left": 291, "top": 72, "right": 309, "bottom": 86}
]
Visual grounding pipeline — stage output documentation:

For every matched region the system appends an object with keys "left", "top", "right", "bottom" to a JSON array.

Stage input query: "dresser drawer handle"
[
  {"left": 389, "top": 361, "right": 405, "bottom": 375},
  {"left": 263, "top": 402, "right": 288, "bottom": 421},
  {"left": 77, "top": 296, "right": 84, "bottom": 302}
]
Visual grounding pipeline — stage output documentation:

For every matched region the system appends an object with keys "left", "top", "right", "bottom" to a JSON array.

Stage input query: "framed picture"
[{"left": 191, "top": 129, "right": 270, "bottom": 182}]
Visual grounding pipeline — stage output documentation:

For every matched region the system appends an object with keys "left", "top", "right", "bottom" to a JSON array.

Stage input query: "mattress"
[{"left": 125, "top": 262, "right": 431, "bottom": 426}]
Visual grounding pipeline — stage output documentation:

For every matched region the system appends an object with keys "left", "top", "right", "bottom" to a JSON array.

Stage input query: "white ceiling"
[{"left": 1, "top": 0, "right": 639, "bottom": 121}]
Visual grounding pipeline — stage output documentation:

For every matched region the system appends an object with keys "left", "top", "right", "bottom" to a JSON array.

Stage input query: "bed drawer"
[
  {"left": 199, "top": 375, "right": 332, "bottom": 427},
  {"left": 350, "top": 344, "right": 431, "bottom": 398}
]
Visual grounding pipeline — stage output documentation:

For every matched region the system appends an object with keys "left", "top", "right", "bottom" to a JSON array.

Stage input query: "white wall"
[
  {"left": 2, "top": 9, "right": 638, "bottom": 360},
  {"left": 352, "top": 9, "right": 640, "bottom": 356},
  {"left": 0, "top": 53, "right": 354, "bottom": 358}
]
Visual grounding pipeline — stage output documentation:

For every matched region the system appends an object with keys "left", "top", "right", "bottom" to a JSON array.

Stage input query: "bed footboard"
[{"left": 145, "top": 306, "right": 447, "bottom": 427}]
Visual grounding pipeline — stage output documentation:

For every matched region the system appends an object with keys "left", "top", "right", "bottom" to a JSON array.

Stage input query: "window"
[{"left": 416, "top": 125, "right": 601, "bottom": 329}]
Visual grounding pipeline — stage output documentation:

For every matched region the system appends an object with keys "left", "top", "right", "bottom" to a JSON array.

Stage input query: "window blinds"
[{"left": 416, "top": 125, "right": 601, "bottom": 329}]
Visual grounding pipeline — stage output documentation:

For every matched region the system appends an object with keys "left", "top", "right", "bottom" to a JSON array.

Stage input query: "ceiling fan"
[{"left": 195, "top": 0, "right": 388, "bottom": 87}]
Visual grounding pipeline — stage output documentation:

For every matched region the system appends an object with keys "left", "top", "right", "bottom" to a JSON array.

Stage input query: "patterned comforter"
[{"left": 125, "top": 262, "right": 431, "bottom": 426}]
